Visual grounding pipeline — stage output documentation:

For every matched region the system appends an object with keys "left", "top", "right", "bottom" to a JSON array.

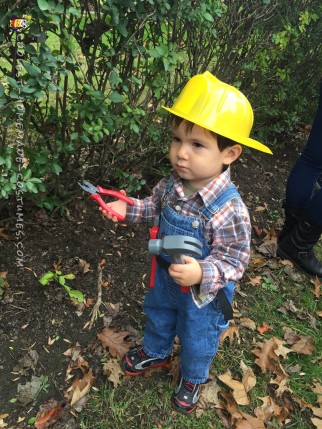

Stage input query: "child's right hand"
[{"left": 99, "top": 190, "right": 128, "bottom": 222}]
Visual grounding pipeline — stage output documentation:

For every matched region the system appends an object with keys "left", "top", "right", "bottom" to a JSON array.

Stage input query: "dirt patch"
[{"left": 0, "top": 135, "right": 306, "bottom": 427}]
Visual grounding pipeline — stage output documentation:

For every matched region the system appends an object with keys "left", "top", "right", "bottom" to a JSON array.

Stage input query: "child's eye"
[
  {"left": 172, "top": 136, "right": 180, "bottom": 143},
  {"left": 193, "top": 142, "right": 203, "bottom": 148}
]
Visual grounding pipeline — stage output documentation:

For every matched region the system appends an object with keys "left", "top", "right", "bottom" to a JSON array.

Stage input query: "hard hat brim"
[{"left": 162, "top": 106, "right": 273, "bottom": 155}]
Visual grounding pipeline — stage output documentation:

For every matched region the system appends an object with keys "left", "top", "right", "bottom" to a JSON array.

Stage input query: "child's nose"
[{"left": 177, "top": 142, "right": 189, "bottom": 159}]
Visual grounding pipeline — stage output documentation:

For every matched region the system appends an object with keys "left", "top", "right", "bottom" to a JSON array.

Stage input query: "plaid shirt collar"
[{"left": 171, "top": 167, "right": 232, "bottom": 208}]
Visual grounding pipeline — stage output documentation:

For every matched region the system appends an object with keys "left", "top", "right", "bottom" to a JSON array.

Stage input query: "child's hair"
[{"left": 170, "top": 114, "right": 238, "bottom": 152}]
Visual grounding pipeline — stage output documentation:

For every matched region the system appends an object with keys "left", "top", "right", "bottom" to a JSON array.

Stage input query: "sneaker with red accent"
[
  {"left": 121, "top": 346, "right": 169, "bottom": 376},
  {"left": 173, "top": 375, "right": 203, "bottom": 414}
]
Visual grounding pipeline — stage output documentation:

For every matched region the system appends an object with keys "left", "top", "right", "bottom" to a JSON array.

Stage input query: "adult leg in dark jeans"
[{"left": 277, "top": 80, "right": 322, "bottom": 277}]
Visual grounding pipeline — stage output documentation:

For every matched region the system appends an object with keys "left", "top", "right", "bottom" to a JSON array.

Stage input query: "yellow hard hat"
[{"left": 162, "top": 71, "right": 272, "bottom": 155}]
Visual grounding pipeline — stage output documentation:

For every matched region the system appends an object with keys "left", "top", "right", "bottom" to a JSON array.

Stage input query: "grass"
[
  {"left": 79, "top": 244, "right": 321, "bottom": 429},
  {"left": 80, "top": 245, "right": 322, "bottom": 429},
  {"left": 80, "top": 378, "right": 225, "bottom": 429}
]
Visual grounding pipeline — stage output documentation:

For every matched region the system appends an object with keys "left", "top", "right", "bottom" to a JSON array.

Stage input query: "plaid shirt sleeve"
[{"left": 198, "top": 199, "right": 251, "bottom": 300}]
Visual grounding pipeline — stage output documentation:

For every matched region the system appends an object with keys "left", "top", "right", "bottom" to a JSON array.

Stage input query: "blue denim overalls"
[{"left": 143, "top": 180, "right": 240, "bottom": 384}]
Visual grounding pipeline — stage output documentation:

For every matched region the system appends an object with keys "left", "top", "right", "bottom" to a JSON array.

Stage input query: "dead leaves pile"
[
  {"left": 27, "top": 318, "right": 321, "bottom": 429},
  {"left": 1, "top": 225, "right": 321, "bottom": 428}
]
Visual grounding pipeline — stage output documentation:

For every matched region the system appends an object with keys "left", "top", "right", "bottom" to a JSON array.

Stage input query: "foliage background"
[{"left": 0, "top": 0, "right": 322, "bottom": 212}]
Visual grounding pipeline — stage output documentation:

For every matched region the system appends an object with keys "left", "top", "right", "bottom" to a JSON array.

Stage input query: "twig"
[{"left": 87, "top": 263, "right": 103, "bottom": 329}]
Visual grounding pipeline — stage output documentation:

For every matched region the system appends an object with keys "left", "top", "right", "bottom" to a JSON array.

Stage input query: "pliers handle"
[
  {"left": 90, "top": 186, "right": 134, "bottom": 221},
  {"left": 78, "top": 181, "right": 134, "bottom": 221}
]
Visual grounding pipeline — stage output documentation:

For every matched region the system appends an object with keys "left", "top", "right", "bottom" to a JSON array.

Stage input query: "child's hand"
[
  {"left": 99, "top": 190, "right": 127, "bottom": 222},
  {"left": 168, "top": 255, "right": 203, "bottom": 286}
]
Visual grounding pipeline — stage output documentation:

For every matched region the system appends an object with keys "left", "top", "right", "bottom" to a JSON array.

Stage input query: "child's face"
[{"left": 169, "top": 121, "right": 241, "bottom": 189}]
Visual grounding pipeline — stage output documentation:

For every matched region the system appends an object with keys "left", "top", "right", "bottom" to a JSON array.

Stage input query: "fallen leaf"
[
  {"left": 34, "top": 400, "right": 63, "bottom": 429},
  {"left": 102, "top": 359, "right": 124, "bottom": 387},
  {"left": 310, "top": 277, "right": 322, "bottom": 298},
  {"left": 311, "top": 417, "right": 322, "bottom": 429},
  {"left": 97, "top": 327, "right": 130, "bottom": 358},
  {"left": 218, "top": 371, "right": 249, "bottom": 405},
  {"left": 254, "top": 396, "right": 283, "bottom": 422},
  {"left": 66, "top": 369, "right": 95, "bottom": 406},
  {"left": 239, "top": 318, "right": 256, "bottom": 331},
  {"left": 200, "top": 378, "right": 221, "bottom": 407},
  {"left": 252, "top": 225, "right": 262, "bottom": 237},
  {"left": 258, "top": 239, "right": 277, "bottom": 257},
  {"left": 0, "top": 228, "right": 11, "bottom": 240},
  {"left": 63, "top": 343, "right": 82, "bottom": 360},
  {"left": 251, "top": 256, "right": 267, "bottom": 268},
  {"left": 252, "top": 337, "right": 281, "bottom": 373},
  {"left": 248, "top": 276, "right": 262, "bottom": 286},
  {"left": 291, "top": 335, "right": 316, "bottom": 355},
  {"left": 278, "top": 299, "right": 298, "bottom": 314},
  {"left": 312, "top": 383, "right": 322, "bottom": 406},
  {"left": 17, "top": 375, "right": 45, "bottom": 405},
  {"left": 78, "top": 258, "right": 91, "bottom": 273},
  {"left": 0, "top": 414, "right": 8, "bottom": 429},
  {"left": 257, "top": 322, "right": 273, "bottom": 334},
  {"left": 312, "top": 408, "right": 322, "bottom": 419},
  {"left": 273, "top": 374, "right": 292, "bottom": 397},
  {"left": 220, "top": 326, "right": 240, "bottom": 344},
  {"left": 240, "top": 361, "right": 256, "bottom": 393},
  {"left": 12, "top": 349, "right": 39, "bottom": 375},
  {"left": 273, "top": 338, "right": 293, "bottom": 359},
  {"left": 255, "top": 206, "right": 266, "bottom": 212},
  {"left": 235, "top": 412, "right": 266, "bottom": 429}
]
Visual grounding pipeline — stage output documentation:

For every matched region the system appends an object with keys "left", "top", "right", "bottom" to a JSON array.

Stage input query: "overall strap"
[
  {"left": 161, "top": 175, "right": 176, "bottom": 208},
  {"left": 200, "top": 184, "right": 241, "bottom": 221},
  {"left": 200, "top": 183, "right": 241, "bottom": 321}
]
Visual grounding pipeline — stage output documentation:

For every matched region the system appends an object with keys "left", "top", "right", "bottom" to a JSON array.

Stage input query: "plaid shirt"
[{"left": 126, "top": 168, "right": 251, "bottom": 306}]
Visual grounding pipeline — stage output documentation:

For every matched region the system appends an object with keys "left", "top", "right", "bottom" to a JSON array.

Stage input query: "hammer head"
[{"left": 148, "top": 235, "right": 203, "bottom": 258}]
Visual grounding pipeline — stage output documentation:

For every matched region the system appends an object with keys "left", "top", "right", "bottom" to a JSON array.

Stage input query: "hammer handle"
[{"left": 171, "top": 254, "right": 185, "bottom": 264}]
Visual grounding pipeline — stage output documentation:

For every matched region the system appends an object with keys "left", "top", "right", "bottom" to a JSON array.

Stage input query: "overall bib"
[{"left": 143, "top": 182, "right": 240, "bottom": 384}]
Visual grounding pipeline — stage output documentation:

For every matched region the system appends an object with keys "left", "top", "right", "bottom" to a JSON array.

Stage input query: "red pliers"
[{"left": 78, "top": 180, "right": 134, "bottom": 221}]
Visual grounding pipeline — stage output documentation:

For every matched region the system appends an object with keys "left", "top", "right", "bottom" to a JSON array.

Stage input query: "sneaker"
[
  {"left": 173, "top": 375, "right": 203, "bottom": 414},
  {"left": 121, "top": 346, "right": 169, "bottom": 376}
]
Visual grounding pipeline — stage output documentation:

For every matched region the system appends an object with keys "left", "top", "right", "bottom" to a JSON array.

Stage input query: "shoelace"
[
  {"left": 184, "top": 380, "right": 196, "bottom": 392},
  {"left": 138, "top": 348, "right": 147, "bottom": 358}
]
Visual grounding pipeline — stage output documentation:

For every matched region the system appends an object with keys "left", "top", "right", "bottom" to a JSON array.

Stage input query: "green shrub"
[{"left": 0, "top": 1, "right": 321, "bottom": 209}]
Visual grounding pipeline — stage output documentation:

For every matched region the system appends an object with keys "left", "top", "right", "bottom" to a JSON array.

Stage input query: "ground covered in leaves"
[{"left": 0, "top": 130, "right": 321, "bottom": 428}]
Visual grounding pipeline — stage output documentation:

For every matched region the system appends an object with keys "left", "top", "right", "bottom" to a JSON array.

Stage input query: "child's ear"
[{"left": 223, "top": 144, "right": 242, "bottom": 165}]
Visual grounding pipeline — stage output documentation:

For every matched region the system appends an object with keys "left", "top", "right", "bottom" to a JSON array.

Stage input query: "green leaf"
[
  {"left": 25, "top": 45, "right": 37, "bottom": 55},
  {"left": 23, "top": 169, "right": 32, "bottom": 181},
  {"left": 51, "top": 163, "right": 62, "bottom": 175},
  {"left": 203, "top": 12, "right": 214, "bottom": 22},
  {"left": 0, "top": 84, "right": 4, "bottom": 97},
  {"left": 39, "top": 272, "right": 55, "bottom": 285},
  {"left": 51, "top": 14, "right": 60, "bottom": 25},
  {"left": 26, "top": 181, "right": 38, "bottom": 193},
  {"left": 90, "top": 90, "right": 104, "bottom": 100},
  {"left": 108, "top": 91, "right": 124, "bottom": 103},
  {"left": 63, "top": 285, "right": 84, "bottom": 302},
  {"left": 22, "top": 85, "right": 36, "bottom": 94},
  {"left": 68, "top": 7, "right": 81, "bottom": 17},
  {"left": 64, "top": 273, "right": 75, "bottom": 280},
  {"left": 58, "top": 276, "right": 65, "bottom": 286},
  {"left": 7, "top": 77, "right": 19, "bottom": 89},
  {"left": 22, "top": 61, "right": 41, "bottom": 77},
  {"left": 37, "top": 0, "right": 50, "bottom": 11},
  {"left": 55, "top": 3, "right": 64, "bottom": 13}
]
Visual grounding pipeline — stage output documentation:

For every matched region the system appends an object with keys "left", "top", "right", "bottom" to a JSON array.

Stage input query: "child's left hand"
[{"left": 168, "top": 255, "right": 203, "bottom": 286}]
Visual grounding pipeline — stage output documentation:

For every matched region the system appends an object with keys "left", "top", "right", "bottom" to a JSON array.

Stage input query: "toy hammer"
[{"left": 148, "top": 235, "right": 203, "bottom": 291}]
